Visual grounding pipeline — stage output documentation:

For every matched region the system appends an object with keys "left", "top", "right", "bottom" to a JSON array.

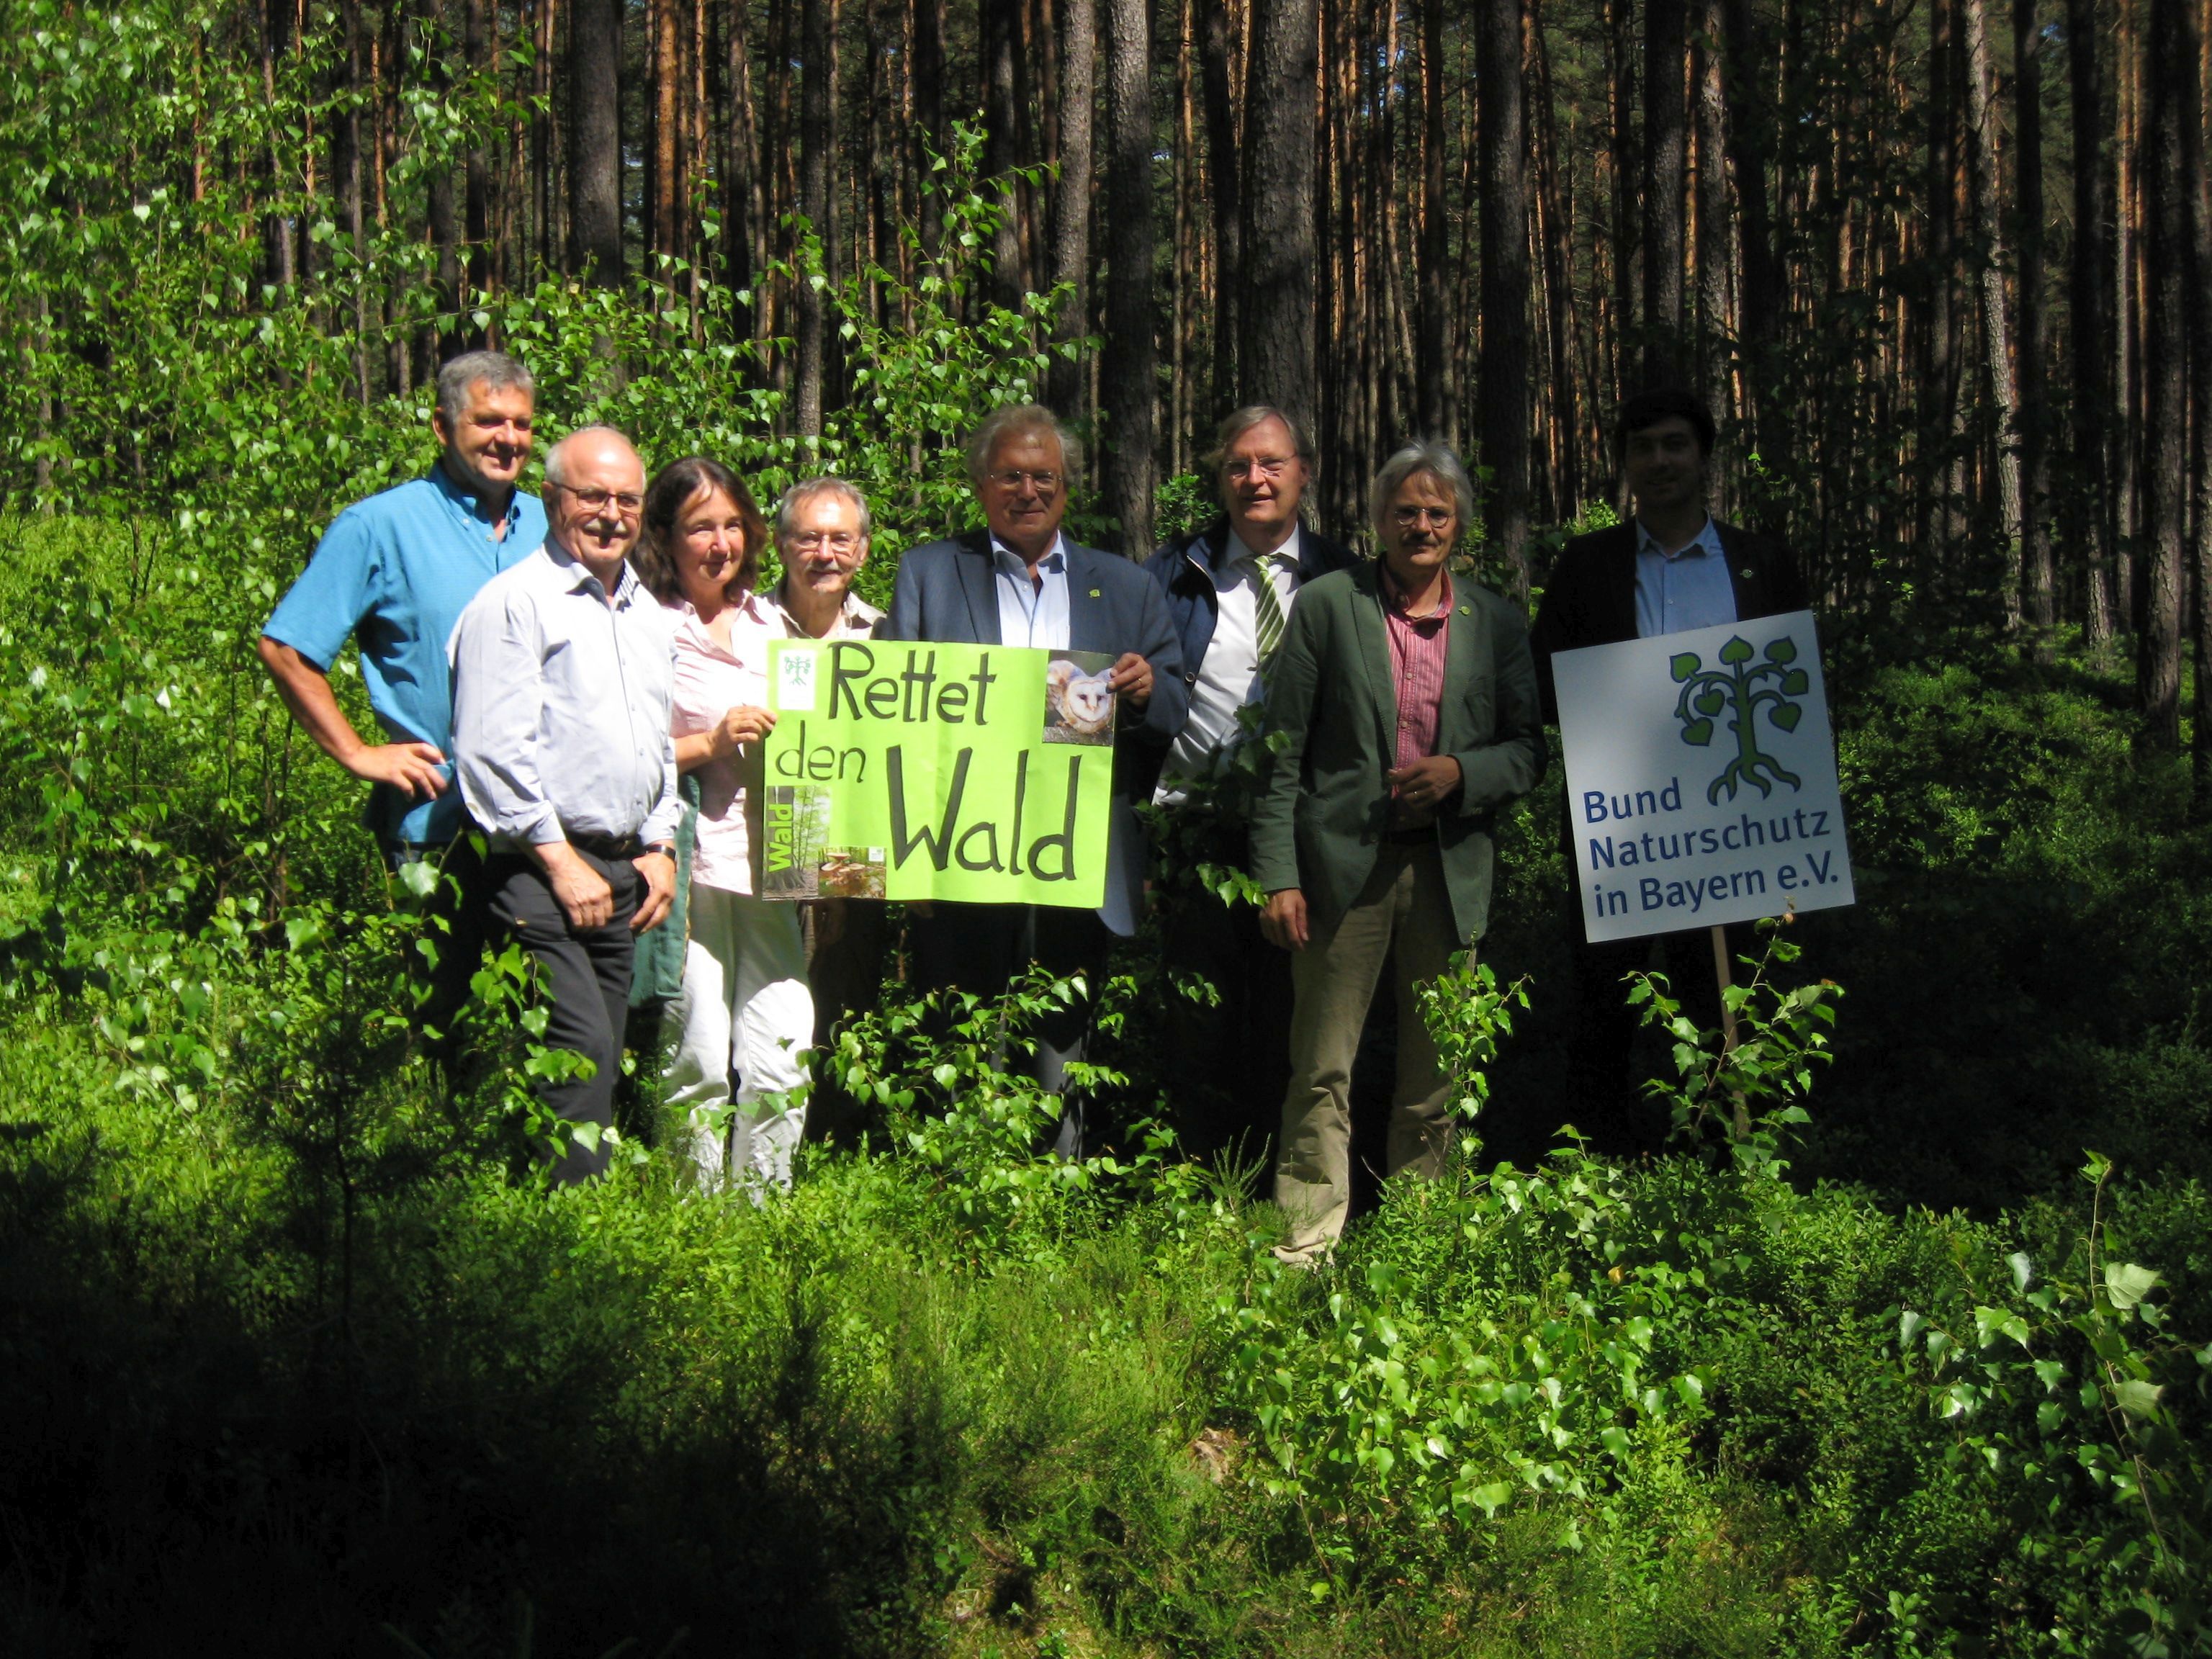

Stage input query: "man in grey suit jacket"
[{"left": 882, "top": 404, "right": 1187, "bottom": 1156}]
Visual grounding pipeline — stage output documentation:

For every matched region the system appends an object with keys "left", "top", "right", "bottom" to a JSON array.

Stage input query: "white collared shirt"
[
  {"left": 450, "top": 540, "right": 680, "bottom": 849},
  {"left": 1633, "top": 515, "right": 1738, "bottom": 637},
  {"left": 992, "top": 532, "right": 1072, "bottom": 649},
  {"left": 1156, "top": 524, "right": 1305, "bottom": 805}
]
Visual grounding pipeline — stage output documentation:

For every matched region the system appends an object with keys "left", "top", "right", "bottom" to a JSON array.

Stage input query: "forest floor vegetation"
[{"left": 3, "top": 507, "right": 2211, "bottom": 1655}]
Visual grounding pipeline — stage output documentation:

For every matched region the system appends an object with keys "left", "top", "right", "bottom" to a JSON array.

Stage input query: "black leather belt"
[{"left": 568, "top": 831, "right": 645, "bottom": 860}]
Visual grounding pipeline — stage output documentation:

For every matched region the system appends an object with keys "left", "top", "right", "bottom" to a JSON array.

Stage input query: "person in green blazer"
[{"left": 1251, "top": 442, "right": 1547, "bottom": 1263}]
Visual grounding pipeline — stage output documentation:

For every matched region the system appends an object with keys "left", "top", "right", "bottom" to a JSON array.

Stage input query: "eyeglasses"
[
  {"left": 1226, "top": 456, "right": 1296, "bottom": 480},
  {"left": 549, "top": 482, "right": 643, "bottom": 516},
  {"left": 786, "top": 531, "right": 863, "bottom": 554},
  {"left": 986, "top": 469, "right": 1061, "bottom": 493},
  {"left": 1392, "top": 505, "right": 1456, "bottom": 527}
]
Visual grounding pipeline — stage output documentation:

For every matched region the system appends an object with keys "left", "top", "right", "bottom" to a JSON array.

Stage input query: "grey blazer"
[{"left": 881, "top": 529, "right": 1187, "bottom": 936}]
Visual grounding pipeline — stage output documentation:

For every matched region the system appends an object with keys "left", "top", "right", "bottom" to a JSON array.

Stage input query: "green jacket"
[{"left": 1248, "top": 562, "right": 1546, "bottom": 945}]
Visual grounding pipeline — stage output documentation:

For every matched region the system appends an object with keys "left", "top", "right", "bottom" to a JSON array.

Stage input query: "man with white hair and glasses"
[{"left": 449, "top": 426, "right": 680, "bottom": 1183}]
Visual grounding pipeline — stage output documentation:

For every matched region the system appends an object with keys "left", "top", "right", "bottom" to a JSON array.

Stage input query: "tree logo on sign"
[{"left": 1671, "top": 634, "right": 1811, "bottom": 802}]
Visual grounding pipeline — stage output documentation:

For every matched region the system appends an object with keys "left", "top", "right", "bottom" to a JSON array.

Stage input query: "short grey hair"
[
  {"left": 776, "top": 475, "right": 873, "bottom": 541},
  {"left": 1202, "top": 405, "right": 1317, "bottom": 475},
  {"left": 435, "top": 350, "right": 534, "bottom": 428},
  {"left": 963, "top": 404, "right": 1081, "bottom": 487},
  {"left": 1370, "top": 441, "right": 1478, "bottom": 539},
  {"left": 543, "top": 425, "right": 641, "bottom": 487}
]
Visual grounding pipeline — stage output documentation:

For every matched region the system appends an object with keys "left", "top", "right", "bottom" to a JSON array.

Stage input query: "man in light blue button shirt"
[
  {"left": 1529, "top": 389, "right": 1808, "bottom": 1157},
  {"left": 1634, "top": 513, "right": 1739, "bottom": 637},
  {"left": 258, "top": 351, "right": 547, "bottom": 853}
]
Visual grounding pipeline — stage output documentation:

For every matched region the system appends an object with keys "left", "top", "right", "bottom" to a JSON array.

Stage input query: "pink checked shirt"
[
  {"left": 1380, "top": 565, "right": 1453, "bottom": 828},
  {"left": 666, "top": 590, "right": 781, "bottom": 896}
]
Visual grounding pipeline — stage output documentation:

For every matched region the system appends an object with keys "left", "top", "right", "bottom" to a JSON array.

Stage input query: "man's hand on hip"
[
  {"left": 631, "top": 850, "right": 678, "bottom": 933},
  {"left": 531, "top": 840, "right": 616, "bottom": 930},
  {"left": 1260, "top": 887, "right": 1310, "bottom": 951},
  {"left": 346, "top": 740, "right": 450, "bottom": 801}
]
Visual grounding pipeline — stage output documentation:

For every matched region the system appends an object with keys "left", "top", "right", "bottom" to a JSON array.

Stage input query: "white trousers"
[{"left": 662, "top": 885, "right": 814, "bottom": 1195}]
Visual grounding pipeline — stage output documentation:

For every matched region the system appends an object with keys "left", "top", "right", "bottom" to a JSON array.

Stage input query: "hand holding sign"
[{"left": 760, "top": 638, "right": 1116, "bottom": 907}]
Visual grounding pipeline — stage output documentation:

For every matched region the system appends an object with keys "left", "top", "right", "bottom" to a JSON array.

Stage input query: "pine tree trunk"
[
  {"left": 983, "top": 0, "right": 1025, "bottom": 304},
  {"left": 653, "top": 0, "right": 683, "bottom": 266},
  {"left": 336, "top": 0, "right": 370, "bottom": 400},
  {"left": 1720, "top": 0, "right": 1776, "bottom": 426},
  {"left": 912, "top": 0, "right": 945, "bottom": 254},
  {"left": 2139, "top": 0, "right": 2190, "bottom": 741},
  {"left": 1606, "top": 0, "right": 1635, "bottom": 417},
  {"left": 1199, "top": 0, "right": 1242, "bottom": 410},
  {"left": 1919, "top": 0, "right": 1960, "bottom": 572},
  {"left": 1641, "top": 0, "right": 1687, "bottom": 385},
  {"left": 1050, "top": 0, "right": 1095, "bottom": 415},
  {"left": 724, "top": 0, "right": 762, "bottom": 332},
  {"left": 465, "top": 0, "right": 493, "bottom": 318},
  {"left": 1532, "top": 4, "right": 1578, "bottom": 507},
  {"left": 796, "top": 0, "right": 835, "bottom": 437},
  {"left": 1415, "top": 0, "right": 1449, "bottom": 437},
  {"left": 1693, "top": 0, "right": 1731, "bottom": 450},
  {"left": 569, "top": 0, "right": 624, "bottom": 284},
  {"left": 1101, "top": 0, "right": 1157, "bottom": 549},
  {"left": 1238, "top": 0, "right": 1318, "bottom": 432},
  {"left": 1962, "top": 0, "right": 2025, "bottom": 628},
  {"left": 2015, "top": 0, "right": 2054, "bottom": 629},
  {"left": 2194, "top": 1, "right": 2212, "bottom": 804},
  {"left": 2066, "top": 0, "right": 2116, "bottom": 641},
  {"left": 1479, "top": 0, "right": 1531, "bottom": 596}
]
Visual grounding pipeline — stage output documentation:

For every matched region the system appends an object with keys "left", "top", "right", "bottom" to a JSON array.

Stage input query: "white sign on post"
[{"left": 1551, "top": 610, "right": 1855, "bottom": 944}]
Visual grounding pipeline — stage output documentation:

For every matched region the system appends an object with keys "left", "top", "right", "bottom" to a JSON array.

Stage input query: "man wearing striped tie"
[{"left": 1142, "top": 406, "right": 1357, "bottom": 1166}]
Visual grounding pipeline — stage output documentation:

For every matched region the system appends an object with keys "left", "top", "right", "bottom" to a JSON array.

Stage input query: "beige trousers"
[{"left": 1274, "top": 840, "right": 1464, "bottom": 1262}]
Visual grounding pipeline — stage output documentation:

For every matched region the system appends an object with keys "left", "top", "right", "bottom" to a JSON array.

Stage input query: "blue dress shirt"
[
  {"left": 992, "top": 534, "right": 1073, "bottom": 649},
  {"left": 1632, "top": 515, "right": 1738, "bottom": 638},
  {"left": 263, "top": 462, "right": 547, "bottom": 845}
]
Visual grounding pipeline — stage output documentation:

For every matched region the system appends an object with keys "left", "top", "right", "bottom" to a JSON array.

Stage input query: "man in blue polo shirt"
[
  {"left": 258, "top": 349, "right": 544, "bottom": 853},
  {"left": 258, "top": 350, "right": 546, "bottom": 1040}
]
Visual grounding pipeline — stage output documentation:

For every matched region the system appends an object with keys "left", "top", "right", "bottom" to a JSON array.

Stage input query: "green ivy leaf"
[{"left": 1769, "top": 703, "right": 1802, "bottom": 732}]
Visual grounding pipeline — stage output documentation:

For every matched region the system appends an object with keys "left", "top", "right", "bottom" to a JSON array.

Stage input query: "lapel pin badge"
[
  {"left": 1457, "top": 605, "right": 1470, "bottom": 616},
  {"left": 1089, "top": 588, "right": 1102, "bottom": 598}
]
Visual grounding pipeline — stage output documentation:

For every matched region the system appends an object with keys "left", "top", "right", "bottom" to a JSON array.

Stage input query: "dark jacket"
[
  {"left": 1141, "top": 516, "right": 1359, "bottom": 698},
  {"left": 1249, "top": 563, "right": 1547, "bottom": 945},
  {"left": 1528, "top": 518, "right": 1808, "bottom": 723},
  {"left": 881, "top": 529, "right": 1186, "bottom": 937}
]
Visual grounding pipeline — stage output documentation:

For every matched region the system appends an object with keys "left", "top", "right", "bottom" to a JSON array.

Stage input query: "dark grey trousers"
[{"left": 477, "top": 850, "right": 643, "bottom": 1183}]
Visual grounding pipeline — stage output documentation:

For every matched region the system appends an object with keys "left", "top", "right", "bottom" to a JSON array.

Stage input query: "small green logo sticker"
[{"left": 1670, "top": 634, "right": 1810, "bottom": 802}]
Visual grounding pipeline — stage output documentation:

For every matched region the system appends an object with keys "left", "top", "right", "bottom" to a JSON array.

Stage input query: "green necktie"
[{"left": 1252, "top": 552, "right": 1290, "bottom": 675}]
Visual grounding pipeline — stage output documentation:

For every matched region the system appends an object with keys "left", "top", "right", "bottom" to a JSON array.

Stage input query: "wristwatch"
[{"left": 644, "top": 842, "right": 677, "bottom": 860}]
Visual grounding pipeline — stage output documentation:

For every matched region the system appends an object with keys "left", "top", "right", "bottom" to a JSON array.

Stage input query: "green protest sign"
[{"left": 759, "top": 638, "right": 1118, "bottom": 907}]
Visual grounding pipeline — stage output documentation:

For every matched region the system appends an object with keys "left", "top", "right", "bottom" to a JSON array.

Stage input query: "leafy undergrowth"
[{"left": 3, "top": 935, "right": 2208, "bottom": 1657}]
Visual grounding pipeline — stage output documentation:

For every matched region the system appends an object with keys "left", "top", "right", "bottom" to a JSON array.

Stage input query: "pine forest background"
[{"left": 6, "top": 0, "right": 2212, "bottom": 758}]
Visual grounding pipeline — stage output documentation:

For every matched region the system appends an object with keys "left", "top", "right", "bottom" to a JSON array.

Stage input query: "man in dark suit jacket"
[
  {"left": 883, "top": 403, "right": 1186, "bottom": 1157},
  {"left": 1529, "top": 387, "right": 1809, "bottom": 1154},
  {"left": 1141, "top": 405, "right": 1357, "bottom": 1163}
]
